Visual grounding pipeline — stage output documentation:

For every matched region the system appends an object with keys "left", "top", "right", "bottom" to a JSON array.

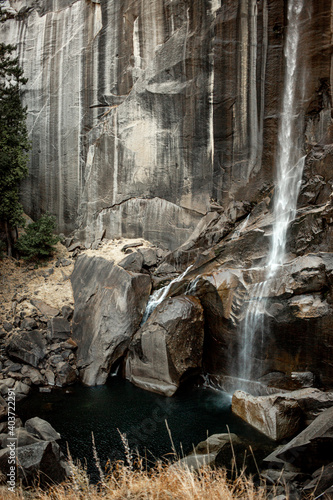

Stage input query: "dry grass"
[
  {"left": 0, "top": 459, "right": 272, "bottom": 500},
  {"left": 0, "top": 432, "right": 316, "bottom": 500}
]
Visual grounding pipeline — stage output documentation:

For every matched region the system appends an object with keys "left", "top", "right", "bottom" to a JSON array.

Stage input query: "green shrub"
[{"left": 16, "top": 213, "right": 60, "bottom": 261}]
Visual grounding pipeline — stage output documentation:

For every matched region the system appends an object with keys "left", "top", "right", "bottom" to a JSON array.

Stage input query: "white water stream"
[
  {"left": 141, "top": 265, "right": 193, "bottom": 324},
  {"left": 239, "top": 0, "right": 305, "bottom": 382}
]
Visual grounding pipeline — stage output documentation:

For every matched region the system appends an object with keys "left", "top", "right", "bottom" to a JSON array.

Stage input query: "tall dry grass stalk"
[
  {"left": 0, "top": 460, "right": 272, "bottom": 500},
  {"left": 0, "top": 433, "right": 316, "bottom": 500}
]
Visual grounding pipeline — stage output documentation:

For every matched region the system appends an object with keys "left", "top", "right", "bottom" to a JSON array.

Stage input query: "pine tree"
[
  {"left": 0, "top": 20, "right": 30, "bottom": 255},
  {"left": 16, "top": 213, "right": 60, "bottom": 261}
]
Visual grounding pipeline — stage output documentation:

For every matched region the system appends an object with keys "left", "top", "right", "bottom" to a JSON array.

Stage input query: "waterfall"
[
  {"left": 141, "top": 265, "right": 193, "bottom": 324},
  {"left": 239, "top": 0, "right": 305, "bottom": 382}
]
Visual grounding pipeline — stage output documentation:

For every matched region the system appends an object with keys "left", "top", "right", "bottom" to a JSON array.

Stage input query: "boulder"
[
  {"left": 174, "top": 433, "right": 241, "bottom": 471},
  {"left": 2, "top": 321, "right": 13, "bottom": 333},
  {"left": 303, "top": 463, "right": 333, "bottom": 497},
  {"left": 118, "top": 252, "right": 144, "bottom": 273},
  {"left": 260, "top": 468, "right": 306, "bottom": 486},
  {"left": 21, "top": 365, "right": 44, "bottom": 385},
  {"left": 25, "top": 417, "right": 61, "bottom": 441},
  {"left": 30, "top": 299, "right": 59, "bottom": 317},
  {"left": 139, "top": 248, "right": 158, "bottom": 267},
  {"left": 0, "top": 378, "right": 16, "bottom": 397},
  {"left": 232, "top": 391, "right": 302, "bottom": 441},
  {"left": 276, "top": 406, "right": 333, "bottom": 472},
  {"left": 14, "top": 381, "right": 31, "bottom": 396},
  {"left": 290, "top": 372, "right": 315, "bottom": 389},
  {"left": 44, "top": 370, "right": 55, "bottom": 386},
  {"left": 0, "top": 428, "right": 40, "bottom": 449},
  {"left": 71, "top": 254, "right": 151, "bottom": 386},
  {"left": 0, "top": 441, "right": 69, "bottom": 484},
  {"left": 47, "top": 317, "right": 71, "bottom": 341},
  {"left": 55, "top": 362, "right": 77, "bottom": 386},
  {"left": 61, "top": 305, "right": 74, "bottom": 321},
  {"left": 125, "top": 295, "right": 204, "bottom": 396},
  {"left": 20, "top": 317, "right": 38, "bottom": 330},
  {"left": 175, "top": 433, "right": 264, "bottom": 477},
  {"left": 281, "top": 388, "right": 333, "bottom": 422},
  {"left": 0, "top": 396, "right": 7, "bottom": 421},
  {"left": 247, "top": 387, "right": 333, "bottom": 423},
  {"left": 6, "top": 331, "right": 47, "bottom": 368},
  {"left": 6, "top": 363, "right": 23, "bottom": 373}
]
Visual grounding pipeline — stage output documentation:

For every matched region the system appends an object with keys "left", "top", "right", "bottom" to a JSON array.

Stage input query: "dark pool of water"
[{"left": 17, "top": 377, "right": 273, "bottom": 481}]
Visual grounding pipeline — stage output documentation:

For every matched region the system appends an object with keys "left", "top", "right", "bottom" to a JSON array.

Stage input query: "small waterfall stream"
[
  {"left": 141, "top": 265, "right": 193, "bottom": 324},
  {"left": 239, "top": 0, "right": 305, "bottom": 382}
]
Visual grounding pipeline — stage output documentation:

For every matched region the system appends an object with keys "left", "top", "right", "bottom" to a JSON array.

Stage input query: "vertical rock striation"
[{"left": 0, "top": 0, "right": 331, "bottom": 248}]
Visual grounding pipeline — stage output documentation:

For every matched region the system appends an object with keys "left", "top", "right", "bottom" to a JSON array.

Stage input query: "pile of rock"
[
  {"left": 231, "top": 388, "right": 333, "bottom": 498},
  {"left": 175, "top": 393, "right": 333, "bottom": 498},
  {"left": 0, "top": 300, "right": 78, "bottom": 400},
  {"left": 0, "top": 416, "right": 69, "bottom": 485}
]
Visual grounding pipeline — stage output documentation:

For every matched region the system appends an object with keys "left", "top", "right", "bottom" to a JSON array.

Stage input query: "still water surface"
[{"left": 18, "top": 377, "right": 271, "bottom": 480}]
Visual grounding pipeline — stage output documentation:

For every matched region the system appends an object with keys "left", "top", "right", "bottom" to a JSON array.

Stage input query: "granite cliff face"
[
  {"left": 1, "top": 0, "right": 332, "bottom": 250},
  {"left": 1, "top": 0, "right": 333, "bottom": 390}
]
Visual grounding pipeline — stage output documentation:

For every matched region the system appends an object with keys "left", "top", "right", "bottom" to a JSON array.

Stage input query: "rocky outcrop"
[
  {"left": 0, "top": 417, "right": 69, "bottom": 485},
  {"left": 0, "top": 301, "right": 78, "bottom": 394},
  {"left": 276, "top": 406, "right": 333, "bottom": 472},
  {"left": 125, "top": 295, "right": 204, "bottom": 396},
  {"left": 71, "top": 253, "right": 151, "bottom": 386},
  {"left": 158, "top": 200, "right": 333, "bottom": 385},
  {"left": 0, "top": 1, "right": 331, "bottom": 249}
]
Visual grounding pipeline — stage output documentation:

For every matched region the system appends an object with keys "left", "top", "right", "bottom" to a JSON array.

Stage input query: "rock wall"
[{"left": 1, "top": 0, "right": 332, "bottom": 249}]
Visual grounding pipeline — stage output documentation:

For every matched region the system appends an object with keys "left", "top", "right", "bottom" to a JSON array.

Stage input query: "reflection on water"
[{"left": 18, "top": 377, "right": 272, "bottom": 481}]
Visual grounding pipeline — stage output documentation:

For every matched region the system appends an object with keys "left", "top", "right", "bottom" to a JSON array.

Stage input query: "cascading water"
[
  {"left": 141, "top": 265, "right": 193, "bottom": 324},
  {"left": 239, "top": 0, "right": 305, "bottom": 382}
]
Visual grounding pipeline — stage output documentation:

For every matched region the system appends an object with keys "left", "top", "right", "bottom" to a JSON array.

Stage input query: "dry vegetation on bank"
[{"left": 0, "top": 460, "right": 288, "bottom": 500}]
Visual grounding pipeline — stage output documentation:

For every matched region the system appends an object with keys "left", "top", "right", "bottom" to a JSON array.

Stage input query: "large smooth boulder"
[
  {"left": 232, "top": 391, "right": 302, "bottom": 441},
  {"left": 71, "top": 254, "right": 151, "bottom": 385},
  {"left": 6, "top": 331, "right": 47, "bottom": 368},
  {"left": 125, "top": 295, "right": 204, "bottom": 396}
]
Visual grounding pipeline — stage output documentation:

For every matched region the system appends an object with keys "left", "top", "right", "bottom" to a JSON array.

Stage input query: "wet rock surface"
[{"left": 125, "top": 295, "right": 204, "bottom": 396}]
